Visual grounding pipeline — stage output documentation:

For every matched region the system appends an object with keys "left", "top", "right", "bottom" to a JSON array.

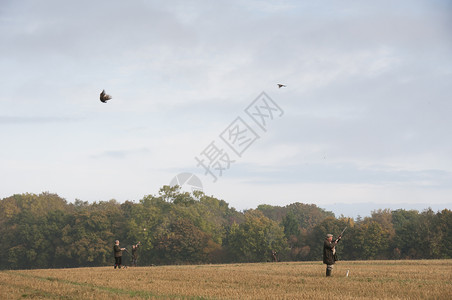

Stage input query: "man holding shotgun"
[
  {"left": 323, "top": 227, "right": 346, "bottom": 277},
  {"left": 131, "top": 242, "right": 141, "bottom": 267},
  {"left": 113, "top": 240, "right": 126, "bottom": 269}
]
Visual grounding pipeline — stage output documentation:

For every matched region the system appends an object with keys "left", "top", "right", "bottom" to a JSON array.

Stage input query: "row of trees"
[{"left": 0, "top": 187, "right": 450, "bottom": 269}]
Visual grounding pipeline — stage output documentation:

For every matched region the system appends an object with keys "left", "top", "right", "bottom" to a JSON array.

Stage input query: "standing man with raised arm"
[
  {"left": 114, "top": 240, "right": 126, "bottom": 269},
  {"left": 131, "top": 242, "right": 141, "bottom": 267},
  {"left": 323, "top": 233, "right": 342, "bottom": 277}
]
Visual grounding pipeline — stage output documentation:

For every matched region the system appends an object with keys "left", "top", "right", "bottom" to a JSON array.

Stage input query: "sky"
[{"left": 1, "top": 0, "right": 451, "bottom": 218}]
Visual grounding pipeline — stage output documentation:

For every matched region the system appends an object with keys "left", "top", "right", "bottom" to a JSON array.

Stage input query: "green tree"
[
  {"left": 344, "top": 221, "right": 390, "bottom": 260},
  {"left": 154, "top": 218, "right": 212, "bottom": 264},
  {"left": 226, "top": 210, "right": 287, "bottom": 262},
  {"left": 391, "top": 209, "right": 423, "bottom": 258}
]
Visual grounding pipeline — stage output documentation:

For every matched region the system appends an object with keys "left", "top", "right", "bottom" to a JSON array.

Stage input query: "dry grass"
[{"left": 1, "top": 260, "right": 451, "bottom": 299}]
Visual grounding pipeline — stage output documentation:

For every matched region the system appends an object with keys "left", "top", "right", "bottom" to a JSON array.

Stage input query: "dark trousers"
[{"left": 115, "top": 256, "right": 122, "bottom": 268}]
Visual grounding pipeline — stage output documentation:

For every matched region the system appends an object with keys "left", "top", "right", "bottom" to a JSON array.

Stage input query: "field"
[{"left": 1, "top": 260, "right": 451, "bottom": 299}]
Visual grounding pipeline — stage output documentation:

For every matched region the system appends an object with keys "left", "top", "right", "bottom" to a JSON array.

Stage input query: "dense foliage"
[{"left": 1, "top": 187, "right": 450, "bottom": 269}]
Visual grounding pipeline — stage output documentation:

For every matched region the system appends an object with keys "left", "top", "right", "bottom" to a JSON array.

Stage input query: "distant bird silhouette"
[
  {"left": 100, "top": 90, "right": 112, "bottom": 103},
  {"left": 277, "top": 84, "right": 286, "bottom": 88}
]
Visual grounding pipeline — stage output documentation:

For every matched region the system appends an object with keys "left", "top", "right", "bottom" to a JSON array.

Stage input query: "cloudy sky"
[{"left": 1, "top": 0, "right": 451, "bottom": 217}]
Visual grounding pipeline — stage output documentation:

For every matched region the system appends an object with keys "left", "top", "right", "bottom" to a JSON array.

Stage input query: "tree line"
[{"left": 0, "top": 186, "right": 451, "bottom": 269}]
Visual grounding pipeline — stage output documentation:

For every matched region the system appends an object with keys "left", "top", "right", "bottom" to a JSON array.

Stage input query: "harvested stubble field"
[{"left": 1, "top": 260, "right": 451, "bottom": 299}]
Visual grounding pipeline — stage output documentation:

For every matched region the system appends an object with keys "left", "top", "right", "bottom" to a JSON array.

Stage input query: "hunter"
[
  {"left": 114, "top": 240, "right": 126, "bottom": 269},
  {"left": 323, "top": 233, "right": 342, "bottom": 277}
]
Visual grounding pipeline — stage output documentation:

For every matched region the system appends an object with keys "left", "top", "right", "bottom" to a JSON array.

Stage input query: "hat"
[{"left": 326, "top": 234, "right": 333, "bottom": 238}]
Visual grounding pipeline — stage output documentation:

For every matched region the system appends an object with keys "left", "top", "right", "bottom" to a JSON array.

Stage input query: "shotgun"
[{"left": 335, "top": 226, "right": 347, "bottom": 243}]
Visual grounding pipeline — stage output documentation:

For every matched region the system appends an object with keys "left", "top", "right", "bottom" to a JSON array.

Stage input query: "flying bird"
[
  {"left": 277, "top": 84, "right": 286, "bottom": 88},
  {"left": 100, "top": 90, "right": 112, "bottom": 103}
]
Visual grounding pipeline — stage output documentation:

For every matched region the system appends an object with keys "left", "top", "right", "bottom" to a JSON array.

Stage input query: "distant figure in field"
[
  {"left": 114, "top": 240, "right": 126, "bottom": 269},
  {"left": 271, "top": 250, "right": 278, "bottom": 262},
  {"left": 131, "top": 242, "right": 141, "bottom": 267},
  {"left": 323, "top": 233, "right": 342, "bottom": 276}
]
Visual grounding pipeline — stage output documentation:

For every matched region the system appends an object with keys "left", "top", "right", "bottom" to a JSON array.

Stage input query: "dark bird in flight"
[
  {"left": 100, "top": 90, "right": 112, "bottom": 103},
  {"left": 277, "top": 84, "right": 286, "bottom": 88}
]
